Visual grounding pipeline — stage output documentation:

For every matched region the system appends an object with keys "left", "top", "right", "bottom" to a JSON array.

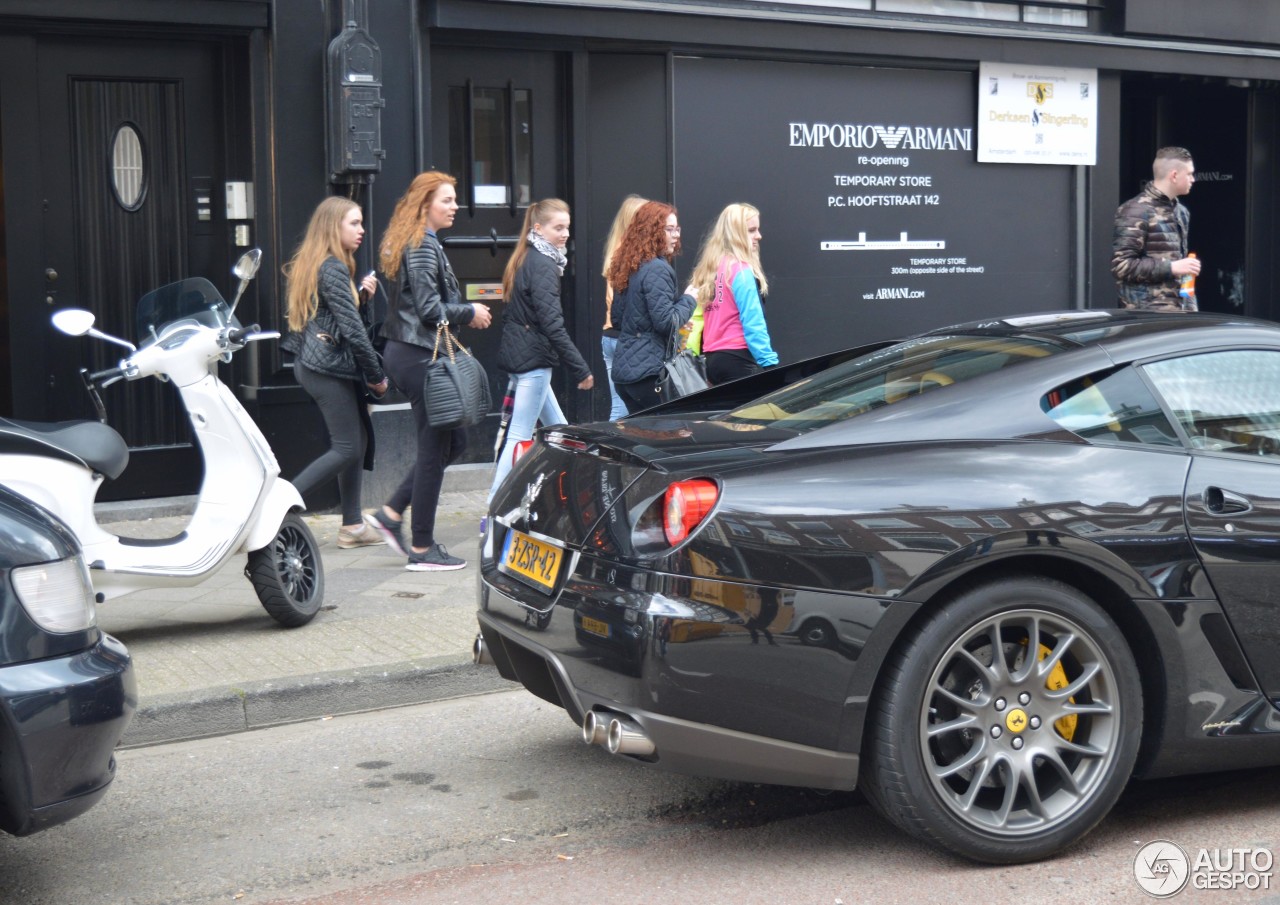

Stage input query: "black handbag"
[
  {"left": 423, "top": 322, "right": 491, "bottom": 429},
  {"left": 297, "top": 313, "right": 356, "bottom": 376},
  {"left": 656, "top": 331, "right": 710, "bottom": 403}
]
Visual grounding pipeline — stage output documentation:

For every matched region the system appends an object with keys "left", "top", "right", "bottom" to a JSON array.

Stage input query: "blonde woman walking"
[
  {"left": 488, "top": 198, "right": 594, "bottom": 502},
  {"left": 284, "top": 196, "right": 387, "bottom": 548},
  {"left": 687, "top": 202, "right": 777, "bottom": 385},
  {"left": 600, "top": 195, "right": 647, "bottom": 419}
]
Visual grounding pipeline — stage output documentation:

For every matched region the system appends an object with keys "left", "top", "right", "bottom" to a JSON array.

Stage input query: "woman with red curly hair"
[
  {"left": 606, "top": 201, "right": 697, "bottom": 413},
  {"left": 364, "top": 171, "right": 493, "bottom": 571}
]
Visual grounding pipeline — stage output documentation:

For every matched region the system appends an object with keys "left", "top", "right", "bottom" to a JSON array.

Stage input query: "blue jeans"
[
  {"left": 489, "top": 367, "right": 566, "bottom": 502},
  {"left": 601, "top": 334, "right": 628, "bottom": 420}
]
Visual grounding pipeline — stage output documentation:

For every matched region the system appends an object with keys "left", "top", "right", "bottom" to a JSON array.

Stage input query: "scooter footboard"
[{"left": 243, "top": 479, "right": 306, "bottom": 552}]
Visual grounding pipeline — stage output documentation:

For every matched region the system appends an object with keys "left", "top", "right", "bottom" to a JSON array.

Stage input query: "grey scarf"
[{"left": 529, "top": 229, "right": 567, "bottom": 275}]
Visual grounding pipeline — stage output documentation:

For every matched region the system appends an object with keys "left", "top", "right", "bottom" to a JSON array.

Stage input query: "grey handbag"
[
  {"left": 423, "top": 322, "right": 491, "bottom": 429},
  {"left": 656, "top": 330, "right": 709, "bottom": 403}
]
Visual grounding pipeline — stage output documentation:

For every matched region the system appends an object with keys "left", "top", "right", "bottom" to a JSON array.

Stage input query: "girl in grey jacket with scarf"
[{"left": 489, "top": 198, "right": 594, "bottom": 502}]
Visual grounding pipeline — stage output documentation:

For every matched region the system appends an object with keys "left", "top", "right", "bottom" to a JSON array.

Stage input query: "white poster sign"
[{"left": 977, "top": 62, "right": 1097, "bottom": 165}]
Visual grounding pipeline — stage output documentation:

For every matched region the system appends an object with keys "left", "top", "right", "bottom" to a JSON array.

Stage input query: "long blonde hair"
[
  {"left": 502, "top": 198, "right": 570, "bottom": 301},
  {"left": 602, "top": 194, "right": 647, "bottom": 280},
  {"left": 606, "top": 201, "right": 679, "bottom": 294},
  {"left": 380, "top": 171, "right": 457, "bottom": 281},
  {"left": 283, "top": 196, "right": 360, "bottom": 332},
  {"left": 689, "top": 203, "right": 768, "bottom": 307}
]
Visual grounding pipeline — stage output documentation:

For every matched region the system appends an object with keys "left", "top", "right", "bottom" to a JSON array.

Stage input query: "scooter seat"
[{"left": 0, "top": 417, "right": 129, "bottom": 480}]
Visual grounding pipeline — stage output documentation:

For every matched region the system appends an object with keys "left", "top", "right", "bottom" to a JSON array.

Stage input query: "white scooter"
[{"left": 0, "top": 249, "right": 324, "bottom": 627}]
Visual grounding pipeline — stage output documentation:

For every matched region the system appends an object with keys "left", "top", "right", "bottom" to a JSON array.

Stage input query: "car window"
[
  {"left": 1042, "top": 366, "right": 1181, "bottom": 449},
  {"left": 718, "top": 334, "right": 1060, "bottom": 431},
  {"left": 1142, "top": 350, "right": 1280, "bottom": 457}
]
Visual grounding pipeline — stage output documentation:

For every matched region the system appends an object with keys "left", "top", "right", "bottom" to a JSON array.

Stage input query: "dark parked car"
[
  {"left": 0, "top": 484, "right": 135, "bottom": 835},
  {"left": 477, "top": 309, "right": 1280, "bottom": 863}
]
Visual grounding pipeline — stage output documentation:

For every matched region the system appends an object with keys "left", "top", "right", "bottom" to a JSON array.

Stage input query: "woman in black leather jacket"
[
  {"left": 363, "top": 171, "right": 493, "bottom": 572},
  {"left": 283, "top": 196, "right": 387, "bottom": 548}
]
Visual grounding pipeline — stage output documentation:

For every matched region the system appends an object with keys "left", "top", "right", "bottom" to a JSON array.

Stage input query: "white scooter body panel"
[{"left": 0, "top": 253, "right": 322, "bottom": 616}]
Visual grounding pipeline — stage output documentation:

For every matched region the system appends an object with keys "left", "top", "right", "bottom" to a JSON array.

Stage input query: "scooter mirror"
[
  {"left": 52, "top": 308, "right": 96, "bottom": 337},
  {"left": 228, "top": 248, "right": 262, "bottom": 316},
  {"left": 234, "top": 248, "right": 262, "bottom": 282}
]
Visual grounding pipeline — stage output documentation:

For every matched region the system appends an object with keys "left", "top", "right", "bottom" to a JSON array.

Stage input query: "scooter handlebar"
[
  {"left": 226, "top": 324, "right": 259, "bottom": 345},
  {"left": 227, "top": 325, "right": 281, "bottom": 347},
  {"left": 87, "top": 365, "right": 127, "bottom": 386}
]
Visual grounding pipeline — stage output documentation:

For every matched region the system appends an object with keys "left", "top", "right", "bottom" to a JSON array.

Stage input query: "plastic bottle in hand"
[{"left": 1179, "top": 253, "right": 1197, "bottom": 301}]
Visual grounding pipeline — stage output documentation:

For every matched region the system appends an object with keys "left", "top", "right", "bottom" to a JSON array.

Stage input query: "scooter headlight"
[{"left": 12, "top": 555, "right": 97, "bottom": 633}]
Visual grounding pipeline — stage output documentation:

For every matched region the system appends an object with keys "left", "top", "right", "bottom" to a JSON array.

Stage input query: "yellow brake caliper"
[
  {"left": 1039, "top": 643, "right": 1078, "bottom": 740},
  {"left": 1019, "top": 638, "right": 1077, "bottom": 741}
]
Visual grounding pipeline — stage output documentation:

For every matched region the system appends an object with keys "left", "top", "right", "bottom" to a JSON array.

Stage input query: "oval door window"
[{"left": 110, "top": 124, "right": 146, "bottom": 210}]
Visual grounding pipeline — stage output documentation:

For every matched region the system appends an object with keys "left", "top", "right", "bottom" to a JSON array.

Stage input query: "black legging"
[
  {"left": 617, "top": 374, "right": 662, "bottom": 414},
  {"left": 291, "top": 362, "right": 370, "bottom": 525},
  {"left": 705, "top": 348, "right": 761, "bottom": 385},
  {"left": 381, "top": 339, "right": 467, "bottom": 549}
]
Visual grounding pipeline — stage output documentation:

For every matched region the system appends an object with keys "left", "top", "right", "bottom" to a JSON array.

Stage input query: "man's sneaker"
[
  {"left": 405, "top": 543, "right": 466, "bottom": 572},
  {"left": 364, "top": 509, "right": 406, "bottom": 555},
  {"left": 336, "top": 523, "right": 383, "bottom": 549}
]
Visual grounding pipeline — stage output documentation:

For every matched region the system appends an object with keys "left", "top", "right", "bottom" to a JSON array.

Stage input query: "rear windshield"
[{"left": 717, "top": 334, "right": 1060, "bottom": 431}]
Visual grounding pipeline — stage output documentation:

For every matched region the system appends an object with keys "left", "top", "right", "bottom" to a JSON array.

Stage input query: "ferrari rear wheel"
[{"left": 863, "top": 576, "right": 1142, "bottom": 863}]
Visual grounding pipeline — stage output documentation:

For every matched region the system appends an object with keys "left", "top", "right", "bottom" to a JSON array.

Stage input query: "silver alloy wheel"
[{"left": 920, "top": 607, "right": 1121, "bottom": 836}]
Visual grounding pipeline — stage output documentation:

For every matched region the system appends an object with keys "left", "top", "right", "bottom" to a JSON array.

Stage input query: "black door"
[
  {"left": 20, "top": 37, "right": 227, "bottom": 499},
  {"left": 1119, "top": 80, "right": 1248, "bottom": 317},
  {"left": 1184, "top": 455, "right": 1280, "bottom": 702},
  {"left": 429, "top": 47, "right": 572, "bottom": 458}
]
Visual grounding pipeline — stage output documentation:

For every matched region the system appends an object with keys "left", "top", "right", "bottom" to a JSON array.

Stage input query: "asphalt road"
[{"left": 3, "top": 690, "right": 1279, "bottom": 905}]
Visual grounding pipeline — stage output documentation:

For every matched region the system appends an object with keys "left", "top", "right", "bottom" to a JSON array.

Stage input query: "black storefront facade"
[{"left": 3, "top": 0, "right": 1280, "bottom": 501}]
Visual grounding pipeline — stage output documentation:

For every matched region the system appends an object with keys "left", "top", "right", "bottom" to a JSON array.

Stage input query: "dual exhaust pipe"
[
  {"left": 582, "top": 710, "right": 655, "bottom": 757},
  {"left": 472, "top": 635, "right": 654, "bottom": 757}
]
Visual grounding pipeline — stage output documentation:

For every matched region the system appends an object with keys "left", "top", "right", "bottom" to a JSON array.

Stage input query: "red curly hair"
[{"left": 606, "top": 201, "right": 680, "bottom": 294}]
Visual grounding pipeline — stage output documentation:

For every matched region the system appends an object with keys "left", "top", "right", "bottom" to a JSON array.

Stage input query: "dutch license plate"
[
  {"left": 499, "top": 528, "right": 563, "bottom": 593},
  {"left": 579, "top": 615, "right": 610, "bottom": 638}
]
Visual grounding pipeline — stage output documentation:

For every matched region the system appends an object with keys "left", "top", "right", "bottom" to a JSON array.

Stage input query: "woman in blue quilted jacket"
[
  {"left": 488, "top": 198, "right": 594, "bottom": 503},
  {"left": 607, "top": 201, "right": 697, "bottom": 414},
  {"left": 283, "top": 196, "right": 387, "bottom": 548}
]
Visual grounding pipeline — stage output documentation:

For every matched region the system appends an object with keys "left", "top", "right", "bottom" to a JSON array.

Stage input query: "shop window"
[
  {"left": 110, "top": 123, "right": 146, "bottom": 211},
  {"left": 763, "top": 0, "right": 1089, "bottom": 27},
  {"left": 448, "top": 83, "right": 533, "bottom": 212}
]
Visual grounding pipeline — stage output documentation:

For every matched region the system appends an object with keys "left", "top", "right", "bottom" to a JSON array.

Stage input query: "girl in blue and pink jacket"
[{"left": 687, "top": 203, "right": 778, "bottom": 385}]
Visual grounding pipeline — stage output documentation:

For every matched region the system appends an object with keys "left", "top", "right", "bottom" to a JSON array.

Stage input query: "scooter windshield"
[{"left": 135, "top": 277, "right": 241, "bottom": 348}]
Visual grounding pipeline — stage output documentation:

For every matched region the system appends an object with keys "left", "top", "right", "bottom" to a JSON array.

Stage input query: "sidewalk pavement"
[{"left": 95, "top": 465, "right": 512, "bottom": 748}]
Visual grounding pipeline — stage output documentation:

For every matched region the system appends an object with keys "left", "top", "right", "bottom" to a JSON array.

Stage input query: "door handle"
[{"left": 1204, "top": 486, "right": 1252, "bottom": 515}]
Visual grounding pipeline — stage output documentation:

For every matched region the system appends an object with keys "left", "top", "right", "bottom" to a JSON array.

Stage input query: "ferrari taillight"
[
  {"left": 512, "top": 439, "right": 534, "bottom": 465},
  {"left": 663, "top": 479, "right": 719, "bottom": 545}
]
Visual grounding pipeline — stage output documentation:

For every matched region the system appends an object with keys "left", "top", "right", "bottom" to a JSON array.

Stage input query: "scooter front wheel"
[{"left": 246, "top": 511, "right": 325, "bottom": 627}]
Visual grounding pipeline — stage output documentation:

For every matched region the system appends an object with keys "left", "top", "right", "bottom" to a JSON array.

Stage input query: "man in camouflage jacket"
[{"left": 1111, "top": 146, "right": 1201, "bottom": 312}]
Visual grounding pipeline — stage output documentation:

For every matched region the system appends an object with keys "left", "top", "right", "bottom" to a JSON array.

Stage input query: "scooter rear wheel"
[{"left": 246, "top": 511, "right": 325, "bottom": 627}]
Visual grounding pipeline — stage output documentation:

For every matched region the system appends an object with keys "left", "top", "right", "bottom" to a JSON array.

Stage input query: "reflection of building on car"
[
  {"left": 0, "top": 485, "right": 135, "bottom": 836},
  {"left": 479, "top": 309, "right": 1280, "bottom": 864}
]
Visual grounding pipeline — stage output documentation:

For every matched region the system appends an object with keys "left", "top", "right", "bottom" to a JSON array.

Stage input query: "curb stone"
[{"left": 122, "top": 656, "right": 512, "bottom": 748}]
